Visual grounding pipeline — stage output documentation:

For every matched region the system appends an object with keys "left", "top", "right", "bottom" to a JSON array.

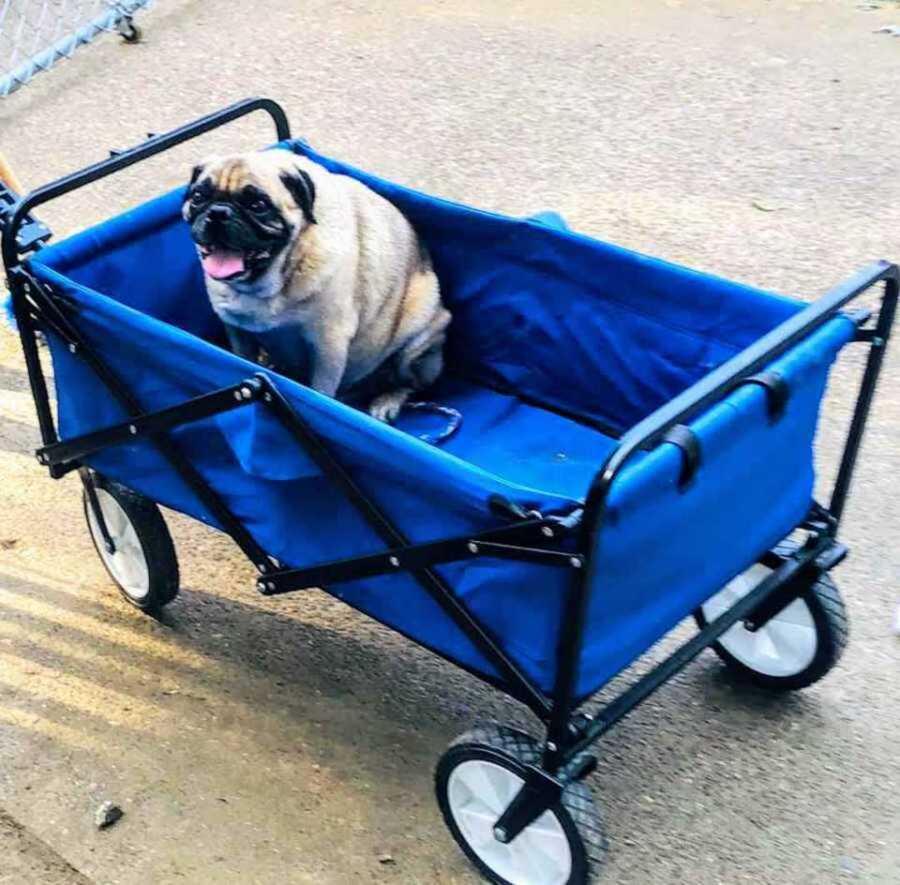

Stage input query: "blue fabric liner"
[{"left": 26, "top": 144, "right": 854, "bottom": 701}]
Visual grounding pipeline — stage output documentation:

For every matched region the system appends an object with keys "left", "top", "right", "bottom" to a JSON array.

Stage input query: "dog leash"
[{"left": 402, "top": 401, "right": 463, "bottom": 446}]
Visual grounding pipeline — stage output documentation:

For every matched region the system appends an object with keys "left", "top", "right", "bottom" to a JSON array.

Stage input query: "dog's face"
[{"left": 183, "top": 150, "right": 316, "bottom": 285}]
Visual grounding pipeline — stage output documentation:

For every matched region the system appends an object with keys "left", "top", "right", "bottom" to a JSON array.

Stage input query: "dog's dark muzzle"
[
  {"left": 205, "top": 203, "right": 236, "bottom": 228},
  {"left": 196, "top": 202, "right": 287, "bottom": 248},
  {"left": 194, "top": 203, "right": 257, "bottom": 250},
  {"left": 189, "top": 197, "right": 291, "bottom": 282}
]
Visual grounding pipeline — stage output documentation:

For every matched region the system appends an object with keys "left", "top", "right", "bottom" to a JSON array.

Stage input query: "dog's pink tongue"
[{"left": 202, "top": 251, "right": 245, "bottom": 279}]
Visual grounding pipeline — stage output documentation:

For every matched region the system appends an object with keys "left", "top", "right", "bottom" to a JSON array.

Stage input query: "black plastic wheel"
[
  {"left": 82, "top": 474, "right": 179, "bottom": 614},
  {"left": 435, "top": 722, "right": 606, "bottom": 885},
  {"left": 695, "top": 545, "right": 848, "bottom": 691}
]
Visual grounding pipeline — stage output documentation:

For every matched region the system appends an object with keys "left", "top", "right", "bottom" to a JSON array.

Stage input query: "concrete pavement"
[{"left": 1, "top": 1, "right": 899, "bottom": 882}]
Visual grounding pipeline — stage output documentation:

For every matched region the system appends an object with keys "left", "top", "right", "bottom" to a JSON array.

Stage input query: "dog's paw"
[{"left": 368, "top": 390, "right": 410, "bottom": 424}]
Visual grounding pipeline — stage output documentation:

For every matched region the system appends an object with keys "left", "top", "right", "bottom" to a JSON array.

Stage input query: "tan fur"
[{"left": 189, "top": 149, "right": 450, "bottom": 420}]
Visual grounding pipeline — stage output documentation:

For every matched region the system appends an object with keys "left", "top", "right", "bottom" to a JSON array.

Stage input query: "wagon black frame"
[{"left": 3, "top": 97, "right": 896, "bottom": 842}]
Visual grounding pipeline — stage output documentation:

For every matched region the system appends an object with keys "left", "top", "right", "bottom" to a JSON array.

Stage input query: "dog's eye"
[{"left": 249, "top": 198, "right": 269, "bottom": 213}]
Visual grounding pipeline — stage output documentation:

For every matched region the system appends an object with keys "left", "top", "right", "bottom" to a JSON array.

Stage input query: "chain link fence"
[{"left": 0, "top": 0, "right": 152, "bottom": 97}]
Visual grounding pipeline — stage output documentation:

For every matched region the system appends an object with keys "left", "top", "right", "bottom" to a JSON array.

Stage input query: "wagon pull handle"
[{"left": 2, "top": 97, "right": 291, "bottom": 271}]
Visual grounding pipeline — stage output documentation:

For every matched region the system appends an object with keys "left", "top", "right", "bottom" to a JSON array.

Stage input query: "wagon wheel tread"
[
  {"left": 445, "top": 721, "right": 607, "bottom": 882},
  {"left": 83, "top": 475, "right": 179, "bottom": 614},
  {"left": 698, "top": 541, "right": 849, "bottom": 691},
  {"left": 815, "top": 575, "right": 849, "bottom": 659}
]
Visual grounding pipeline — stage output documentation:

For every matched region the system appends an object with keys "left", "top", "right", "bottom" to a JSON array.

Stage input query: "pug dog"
[{"left": 183, "top": 148, "right": 450, "bottom": 422}]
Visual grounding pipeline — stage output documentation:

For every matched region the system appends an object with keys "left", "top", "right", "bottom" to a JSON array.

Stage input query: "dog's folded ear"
[
  {"left": 183, "top": 164, "right": 205, "bottom": 221},
  {"left": 280, "top": 167, "right": 317, "bottom": 225}
]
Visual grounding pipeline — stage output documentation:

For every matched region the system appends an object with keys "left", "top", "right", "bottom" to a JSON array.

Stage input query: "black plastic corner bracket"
[
  {"left": 734, "top": 370, "right": 789, "bottom": 421},
  {"left": 661, "top": 424, "right": 701, "bottom": 490},
  {"left": 0, "top": 180, "right": 51, "bottom": 253}
]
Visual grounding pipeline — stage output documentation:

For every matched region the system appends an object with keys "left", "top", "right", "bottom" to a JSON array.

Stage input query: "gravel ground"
[{"left": 1, "top": 1, "right": 899, "bottom": 883}]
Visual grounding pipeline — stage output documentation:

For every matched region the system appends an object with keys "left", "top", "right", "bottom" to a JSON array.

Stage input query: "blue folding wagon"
[{"left": 3, "top": 99, "right": 896, "bottom": 885}]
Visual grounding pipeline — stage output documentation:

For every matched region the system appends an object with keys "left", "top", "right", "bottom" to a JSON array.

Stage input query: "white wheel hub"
[
  {"left": 447, "top": 758, "right": 573, "bottom": 885},
  {"left": 702, "top": 563, "right": 818, "bottom": 677},
  {"left": 86, "top": 488, "right": 150, "bottom": 601}
]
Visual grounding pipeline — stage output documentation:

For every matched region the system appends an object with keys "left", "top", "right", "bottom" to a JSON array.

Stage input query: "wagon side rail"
[
  {"left": 1, "top": 96, "right": 290, "bottom": 271},
  {"left": 543, "top": 260, "right": 899, "bottom": 767}
]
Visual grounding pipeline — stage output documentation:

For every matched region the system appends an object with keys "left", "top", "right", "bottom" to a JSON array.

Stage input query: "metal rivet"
[
  {"left": 467, "top": 541, "right": 478, "bottom": 554},
  {"left": 546, "top": 741, "right": 557, "bottom": 752},
  {"left": 233, "top": 391, "right": 242, "bottom": 400},
  {"left": 389, "top": 555, "right": 400, "bottom": 567},
  {"left": 258, "top": 562, "right": 267, "bottom": 573},
  {"left": 267, "top": 582, "right": 275, "bottom": 591},
  {"left": 263, "top": 392, "right": 272, "bottom": 402},
  {"left": 570, "top": 556, "right": 583, "bottom": 569},
  {"left": 68, "top": 343, "right": 77, "bottom": 353},
  {"left": 493, "top": 826, "right": 508, "bottom": 843},
  {"left": 128, "top": 424, "right": 137, "bottom": 435},
  {"left": 541, "top": 526, "right": 554, "bottom": 538},
  {"left": 240, "top": 387, "right": 252, "bottom": 399},
  {"left": 873, "top": 336, "right": 885, "bottom": 347}
]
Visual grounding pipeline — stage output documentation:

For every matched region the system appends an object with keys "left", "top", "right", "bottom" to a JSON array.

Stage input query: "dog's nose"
[{"left": 207, "top": 204, "right": 233, "bottom": 222}]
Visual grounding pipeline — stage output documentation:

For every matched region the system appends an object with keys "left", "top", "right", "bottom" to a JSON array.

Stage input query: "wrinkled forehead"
[{"left": 198, "top": 153, "right": 292, "bottom": 197}]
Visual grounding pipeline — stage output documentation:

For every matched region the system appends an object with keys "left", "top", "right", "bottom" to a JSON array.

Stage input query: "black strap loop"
[
  {"left": 661, "top": 424, "right": 701, "bottom": 490},
  {"left": 735, "top": 370, "right": 789, "bottom": 421}
]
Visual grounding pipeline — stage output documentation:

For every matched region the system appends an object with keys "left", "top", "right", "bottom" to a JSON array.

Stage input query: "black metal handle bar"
[
  {"left": 1, "top": 97, "right": 290, "bottom": 272},
  {"left": 582, "top": 259, "right": 899, "bottom": 541}
]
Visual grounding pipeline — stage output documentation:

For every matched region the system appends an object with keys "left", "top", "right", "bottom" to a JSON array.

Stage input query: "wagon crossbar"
[
  {"left": 259, "top": 522, "right": 581, "bottom": 596},
  {"left": 36, "top": 378, "right": 267, "bottom": 471}
]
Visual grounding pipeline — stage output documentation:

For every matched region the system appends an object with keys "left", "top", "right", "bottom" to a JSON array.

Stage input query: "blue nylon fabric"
[
  {"left": 27, "top": 151, "right": 852, "bottom": 700},
  {"left": 289, "top": 141, "right": 802, "bottom": 434},
  {"left": 35, "top": 267, "right": 574, "bottom": 690},
  {"left": 577, "top": 315, "right": 853, "bottom": 698}
]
